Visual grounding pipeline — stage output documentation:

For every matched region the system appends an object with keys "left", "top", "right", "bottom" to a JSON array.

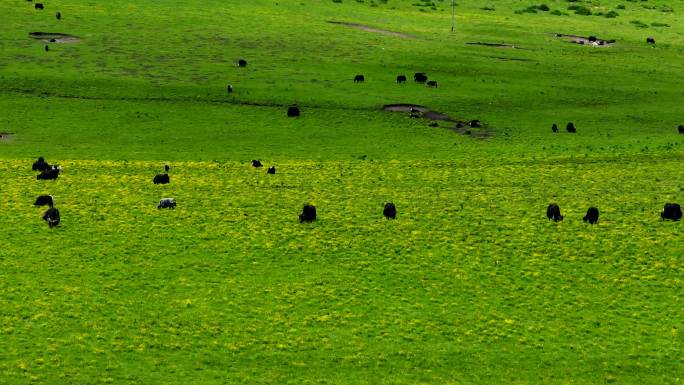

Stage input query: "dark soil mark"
[
  {"left": 483, "top": 56, "right": 533, "bottom": 62},
  {"left": 383, "top": 104, "right": 428, "bottom": 113},
  {"left": 29, "top": 32, "right": 80, "bottom": 43},
  {"left": 383, "top": 104, "right": 493, "bottom": 138},
  {"left": 554, "top": 33, "right": 615, "bottom": 47},
  {"left": 327, "top": 21, "right": 414, "bottom": 39},
  {"left": 467, "top": 42, "right": 520, "bottom": 49}
]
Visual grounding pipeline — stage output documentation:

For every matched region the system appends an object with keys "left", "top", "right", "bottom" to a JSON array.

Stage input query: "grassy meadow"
[{"left": 0, "top": 0, "right": 682, "bottom": 384}]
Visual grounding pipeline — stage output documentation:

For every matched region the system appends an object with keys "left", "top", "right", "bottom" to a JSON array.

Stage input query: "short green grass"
[{"left": 1, "top": 0, "right": 682, "bottom": 384}]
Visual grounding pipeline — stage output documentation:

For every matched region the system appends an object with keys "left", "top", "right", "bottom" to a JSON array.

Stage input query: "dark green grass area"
[{"left": 1, "top": 0, "right": 683, "bottom": 384}]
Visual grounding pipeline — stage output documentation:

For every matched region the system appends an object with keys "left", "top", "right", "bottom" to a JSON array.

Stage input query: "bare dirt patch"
[
  {"left": 382, "top": 104, "right": 493, "bottom": 138},
  {"left": 466, "top": 42, "right": 520, "bottom": 49},
  {"left": 29, "top": 32, "right": 81, "bottom": 43},
  {"left": 383, "top": 104, "right": 428, "bottom": 113},
  {"left": 328, "top": 21, "right": 414, "bottom": 39},
  {"left": 554, "top": 33, "right": 615, "bottom": 47}
]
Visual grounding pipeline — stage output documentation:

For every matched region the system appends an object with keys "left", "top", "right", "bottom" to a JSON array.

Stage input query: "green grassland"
[{"left": 0, "top": 0, "right": 682, "bottom": 384}]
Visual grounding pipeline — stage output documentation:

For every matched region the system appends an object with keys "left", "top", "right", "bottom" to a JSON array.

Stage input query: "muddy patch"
[
  {"left": 554, "top": 33, "right": 615, "bottom": 47},
  {"left": 0, "top": 133, "right": 14, "bottom": 142},
  {"left": 466, "top": 42, "right": 520, "bottom": 49},
  {"left": 383, "top": 104, "right": 428, "bottom": 113},
  {"left": 383, "top": 104, "right": 493, "bottom": 138},
  {"left": 452, "top": 122, "right": 495, "bottom": 139},
  {"left": 29, "top": 32, "right": 81, "bottom": 43},
  {"left": 328, "top": 21, "right": 414, "bottom": 39}
]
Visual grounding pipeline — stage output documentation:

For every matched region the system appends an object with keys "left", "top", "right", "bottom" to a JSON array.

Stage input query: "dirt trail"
[
  {"left": 554, "top": 33, "right": 615, "bottom": 47},
  {"left": 328, "top": 21, "right": 414, "bottom": 39},
  {"left": 29, "top": 32, "right": 81, "bottom": 43}
]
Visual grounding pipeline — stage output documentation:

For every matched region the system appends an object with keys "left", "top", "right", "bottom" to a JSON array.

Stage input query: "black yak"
[
  {"left": 678, "top": 125, "right": 683, "bottom": 134},
  {"left": 44, "top": 45, "right": 49, "bottom": 52},
  {"left": 426, "top": 80, "right": 438, "bottom": 88},
  {"left": 468, "top": 120, "right": 481, "bottom": 128},
  {"left": 251, "top": 160, "right": 263, "bottom": 168},
  {"left": 299, "top": 205, "right": 316, "bottom": 223},
  {"left": 227, "top": 84, "right": 233, "bottom": 93},
  {"left": 354, "top": 74, "right": 365, "bottom": 83},
  {"left": 32, "top": 157, "right": 51, "bottom": 171},
  {"left": 153, "top": 173, "right": 170, "bottom": 184},
  {"left": 267, "top": 166, "right": 276, "bottom": 174},
  {"left": 552, "top": 123, "right": 558, "bottom": 133},
  {"left": 35, "top": 3, "right": 43, "bottom": 9},
  {"left": 583, "top": 207, "right": 599, "bottom": 224},
  {"left": 37, "top": 166, "right": 61, "bottom": 180},
  {"left": 34, "top": 195, "right": 54, "bottom": 207},
  {"left": 414, "top": 73, "right": 428, "bottom": 83},
  {"left": 646, "top": 37, "right": 655, "bottom": 44},
  {"left": 56, "top": 11, "right": 61, "bottom": 20},
  {"left": 396, "top": 75, "right": 407, "bottom": 83},
  {"left": 42, "top": 207, "right": 60, "bottom": 228},
  {"left": 158, "top": 198, "right": 176, "bottom": 209},
  {"left": 237, "top": 59, "right": 247, "bottom": 67},
  {"left": 287, "top": 106, "right": 300, "bottom": 117},
  {"left": 566, "top": 122, "right": 576, "bottom": 133},
  {"left": 383, "top": 202, "right": 396, "bottom": 219},
  {"left": 661, "top": 203, "right": 682, "bottom": 221},
  {"left": 546, "top": 203, "right": 564, "bottom": 222}
]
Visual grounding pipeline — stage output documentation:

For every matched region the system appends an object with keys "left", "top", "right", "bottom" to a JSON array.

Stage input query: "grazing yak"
[
  {"left": 32, "top": 156, "right": 51, "bottom": 171},
  {"left": 678, "top": 125, "right": 683, "bottom": 134},
  {"left": 267, "top": 166, "right": 276, "bottom": 174},
  {"left": 414, "top": 73, "right": 428, "bottom": 83},
  {"left": 583, "top": 207, "right": 600, "bottom": 224},
  {"left": 44, "top": 45, "right": 49, "bottom": 52},
  {"left": 299, "top": 205, "right": 317, "bottom": 223},
  {"left": 426, "top": 80, "right": 438, "bottom": 88},
  {"left": 37, "top": 165, "right": 61, "bottom": 180},
  {"left": 396, "top": 75, "right": 407, "bottom": 83},
  {"left": 552, "top": 123, "right": 558, "bottom": 133},
  {"left": 251, "top": 159, "right": 263, "bottom": 168},
  {"left": 227, "top": 84, "right": 233, "bottom": 93},
  {"left": 354, "top": 74, "right": 365, "bottom": 83},
  {"left": 237, "top": 59, "right": 247, "bottom": 67},
  {"left": 546, "top": 203, "right": 564, "bottom": 222},
  {"left": 287, "top": 105, "right": 300, "bottom": 117},
  {"left": 34, "top": 195, "right": 54, "bottom": 207},
  {"left": 42, "top": 207, "right": 60, "bottom": 228},
  {"left": 661, "top": 203, "right": 682, "bottom": 221},
  {"left": 383, "top": 202, "right": 396, "bottom": 219},
  {"left": 566, "top": 122, "right": 576, "bottom": 133},
  {"left": 35, "top": 3, "right": 44, "bottom": 9},
  {"left": 56, "top": 11, "right": 61, "bottom": 20},
  {"left": 158, "top": 198, "right": 176, "bottom": 209},
  {"left": 646, "top": 37, "right": 656, "bottom": 44},
  {"left": 468, "top": 120, "right": 481, "bottom": 128},
  {"left": 153, "top": 173, "right": 169, "bottom": 184}
]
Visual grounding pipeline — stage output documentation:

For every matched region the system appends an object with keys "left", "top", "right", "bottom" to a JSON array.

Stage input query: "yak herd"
[
  {"left": 352, "top": 72, "right": 436, "bottom": 87},
  {"left": 21, "top": 3, "right": 684, "bottom": 227},
  {"left": 29, "top": 156, "right": 682, "bottom": 228}
]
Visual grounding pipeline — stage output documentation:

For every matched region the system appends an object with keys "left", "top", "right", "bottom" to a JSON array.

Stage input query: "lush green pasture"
[
  {"left": 1, "top": 0, "right": 683, "bottom": 384},
  {"left": 1, "top": 158, "right": 681, "bottom": 384}
]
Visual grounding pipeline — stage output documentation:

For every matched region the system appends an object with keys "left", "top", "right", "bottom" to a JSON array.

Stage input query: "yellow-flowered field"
[{"left": 1, "top": 157, "right": 681, "bottom": 384}]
